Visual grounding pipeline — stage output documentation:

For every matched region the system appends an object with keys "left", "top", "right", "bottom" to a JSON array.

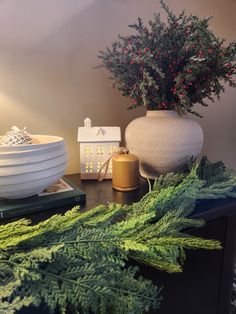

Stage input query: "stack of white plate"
[{"left": 0, "top": 135, "right": 67, "bottom": 199}]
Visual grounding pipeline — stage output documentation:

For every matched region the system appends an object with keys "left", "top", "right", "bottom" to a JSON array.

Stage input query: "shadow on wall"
[
  {"left": 0, "top": 0, "right": 153, "bottom": 172},
  {"left": 0, "top": 0, "right": 235, "bottom": 172},
  {"left": 0, "top": 0, "right": 152, "bottom": 126}
]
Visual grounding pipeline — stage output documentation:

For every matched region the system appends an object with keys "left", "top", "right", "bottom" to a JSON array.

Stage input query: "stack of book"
[{"left": 0, "top": 178, "right": 86, "bottom": 219}]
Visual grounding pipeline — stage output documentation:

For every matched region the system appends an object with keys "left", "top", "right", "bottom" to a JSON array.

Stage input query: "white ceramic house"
[{"left": 78, "top": 118, "right": 121, "bottom": 179}]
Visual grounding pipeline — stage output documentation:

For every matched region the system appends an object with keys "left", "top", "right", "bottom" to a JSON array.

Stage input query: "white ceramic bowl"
[{"left": 0, "top": 135, "right": 68, "bottom": 199}]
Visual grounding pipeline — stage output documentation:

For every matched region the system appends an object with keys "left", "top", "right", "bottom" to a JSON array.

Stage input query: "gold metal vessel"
[{"left": 112, "top": 151, "right": 139, "bottom": 191}]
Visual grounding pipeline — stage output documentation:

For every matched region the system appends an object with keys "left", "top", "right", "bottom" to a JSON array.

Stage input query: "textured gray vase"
[{"left": 125, "top": 110, "right": 203, "bottom": 179}]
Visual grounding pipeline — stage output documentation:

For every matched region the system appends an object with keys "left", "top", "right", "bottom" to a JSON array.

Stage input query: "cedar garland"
[{"left": 1, "top": 157, "right": 236, "bottom": 313}]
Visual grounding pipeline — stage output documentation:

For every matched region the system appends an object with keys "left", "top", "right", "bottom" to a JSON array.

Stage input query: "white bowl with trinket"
[{"left": 0, "top": 127, "right": 67, "bottom": 199}]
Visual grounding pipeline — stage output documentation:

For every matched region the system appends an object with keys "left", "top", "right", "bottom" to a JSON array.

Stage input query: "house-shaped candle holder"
[{"left": 78, "top": 118, "right": 121, "bottom": 180}]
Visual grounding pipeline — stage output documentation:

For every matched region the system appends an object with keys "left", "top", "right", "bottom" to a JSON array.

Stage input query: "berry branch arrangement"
[{"left": 98, "top": 1, "right": 236, "bottom": 116}]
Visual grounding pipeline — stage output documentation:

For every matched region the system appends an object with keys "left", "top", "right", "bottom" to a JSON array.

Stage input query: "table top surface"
[
  {"left": 7, "top": 173, "right": 234, "bottom": 226},
  {"left": 1, "top": 173, "right": 236, "bottom": 226}
]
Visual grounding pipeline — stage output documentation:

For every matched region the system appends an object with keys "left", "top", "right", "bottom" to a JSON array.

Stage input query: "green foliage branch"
[
  {"left": 98, "top": 1, "right": 236, "bottom": 116},
  {"left": 1, "top": 157, "right": 236, "bottom": 313}
]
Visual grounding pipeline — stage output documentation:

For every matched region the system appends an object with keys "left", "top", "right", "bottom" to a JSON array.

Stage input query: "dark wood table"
[{"left": 13, "top": 174, "right": 236, "bottom": 314}]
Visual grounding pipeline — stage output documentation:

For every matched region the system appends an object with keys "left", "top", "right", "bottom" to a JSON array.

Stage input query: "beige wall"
[{"left": 0, "top": 0, "right": 235, "bottom": 174}]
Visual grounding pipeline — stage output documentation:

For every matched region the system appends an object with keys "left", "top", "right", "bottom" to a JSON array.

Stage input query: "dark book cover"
[{"left": 0, "top": 177, "right": 86, "bottom": 219}]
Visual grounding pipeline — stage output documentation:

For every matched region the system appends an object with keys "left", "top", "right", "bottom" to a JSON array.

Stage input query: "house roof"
[{"left": 78, "top": 126, "right": 121, "bottom": 142}]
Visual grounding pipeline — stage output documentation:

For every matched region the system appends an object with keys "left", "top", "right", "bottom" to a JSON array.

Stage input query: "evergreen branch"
[
  {"left": 148, "top": 236, "right": 222, "bottom": 250},
  {"left": 1, "top": 157, "right": 234, "bottom": 313}
]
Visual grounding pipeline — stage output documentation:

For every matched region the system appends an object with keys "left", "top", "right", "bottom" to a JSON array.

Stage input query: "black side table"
[{"left": 11, "top": 174, "right": 236, "bottom": 314}]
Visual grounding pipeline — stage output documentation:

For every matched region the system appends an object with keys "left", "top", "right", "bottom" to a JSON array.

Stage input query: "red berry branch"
[{"left": 98, "top": 0, "right": 236, "bottom": 117}]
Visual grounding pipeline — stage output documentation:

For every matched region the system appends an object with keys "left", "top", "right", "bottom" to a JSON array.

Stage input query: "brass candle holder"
[{"left": 112, "top": 150, "right": 139, "bottom": 191}]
